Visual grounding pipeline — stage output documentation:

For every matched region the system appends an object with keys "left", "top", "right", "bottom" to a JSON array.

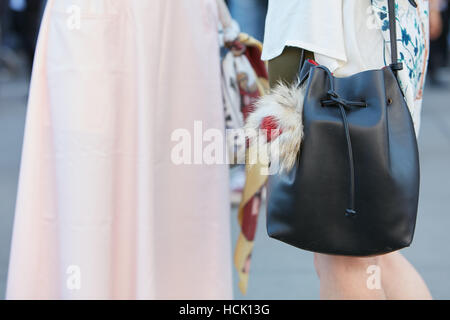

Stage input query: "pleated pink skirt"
[{"left": 7, "top": 0, "right": 232, "bottom": 299}]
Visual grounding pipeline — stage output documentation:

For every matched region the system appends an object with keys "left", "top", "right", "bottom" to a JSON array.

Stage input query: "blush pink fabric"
[{"left": 7, "top": 0, "right": 232, "bottom": 299}]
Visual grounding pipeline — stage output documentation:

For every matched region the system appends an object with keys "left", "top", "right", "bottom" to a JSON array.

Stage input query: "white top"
[
  {"left": 262, "top": 0, "right": 431, "bottom": 135},
  {"left": 262, "top": 0, "right": 386, "bottom": 77}
]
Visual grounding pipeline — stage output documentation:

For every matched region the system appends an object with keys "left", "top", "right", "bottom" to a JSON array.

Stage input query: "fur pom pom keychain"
[{"left": 245, "top": 81, "right": 306, "bottom": 173}]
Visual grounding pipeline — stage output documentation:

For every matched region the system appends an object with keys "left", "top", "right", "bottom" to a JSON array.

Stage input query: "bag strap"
[{"left": 388, "top": 0, "right": 403, "bottom": 73}]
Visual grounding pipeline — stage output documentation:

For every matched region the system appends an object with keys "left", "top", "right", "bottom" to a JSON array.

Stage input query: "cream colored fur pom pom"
[{"left": 245, "top": 81, "right": 306, "bottom": 173}]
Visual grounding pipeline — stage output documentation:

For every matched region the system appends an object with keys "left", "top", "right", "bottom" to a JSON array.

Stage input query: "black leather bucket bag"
[{"left": 266, "top": 0, "right": 420, "bottom": 256}]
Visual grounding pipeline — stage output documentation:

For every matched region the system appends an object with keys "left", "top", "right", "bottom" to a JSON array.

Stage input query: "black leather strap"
[
  {"left": 408, "top": 0, "right": 417, "bottom": 8},
  {"left": 388, "top": 0, "right": 403, "bottom": 73}
]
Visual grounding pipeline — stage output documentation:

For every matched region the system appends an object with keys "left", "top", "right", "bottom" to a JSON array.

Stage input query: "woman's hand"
[{"left": 216, "top": 0, "right": 240, "bottom": 43}]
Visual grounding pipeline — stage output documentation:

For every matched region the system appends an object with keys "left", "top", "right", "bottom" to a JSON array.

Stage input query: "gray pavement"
[
  {"left": 0, "top": 71, "right": 27, "bottom": 299},
  {"left": 1, "top": 69, "right": 450, "bottom": 300}
]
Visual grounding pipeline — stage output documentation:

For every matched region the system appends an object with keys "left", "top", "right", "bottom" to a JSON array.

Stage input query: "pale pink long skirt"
[{"left": 7, "top": 0, "right": 232, "bottom": 299}]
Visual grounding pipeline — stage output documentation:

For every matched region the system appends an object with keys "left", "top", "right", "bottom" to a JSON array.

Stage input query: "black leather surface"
[{"left": 266, "top": 63, "right": 420, "bottom": 256}]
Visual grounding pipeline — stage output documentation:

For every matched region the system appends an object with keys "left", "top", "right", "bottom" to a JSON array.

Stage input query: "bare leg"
[
  {"left": 314, "top": 252, "right": 432, "bottom": 300},
  {"left": 379, "top": 252, "right": 432, "bottom": 300},
  {"left": 314, "top": 253, "right": 386, "bottom": 299}
]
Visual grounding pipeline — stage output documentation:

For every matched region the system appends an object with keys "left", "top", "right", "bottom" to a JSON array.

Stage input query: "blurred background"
[{"left": 1, "top": 0, "right": 450, "bottom": 299}]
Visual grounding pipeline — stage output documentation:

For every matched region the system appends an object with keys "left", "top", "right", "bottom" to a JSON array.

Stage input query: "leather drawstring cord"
[{"left": 319, "top": 66, "right": 367, "bottom": 217}]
